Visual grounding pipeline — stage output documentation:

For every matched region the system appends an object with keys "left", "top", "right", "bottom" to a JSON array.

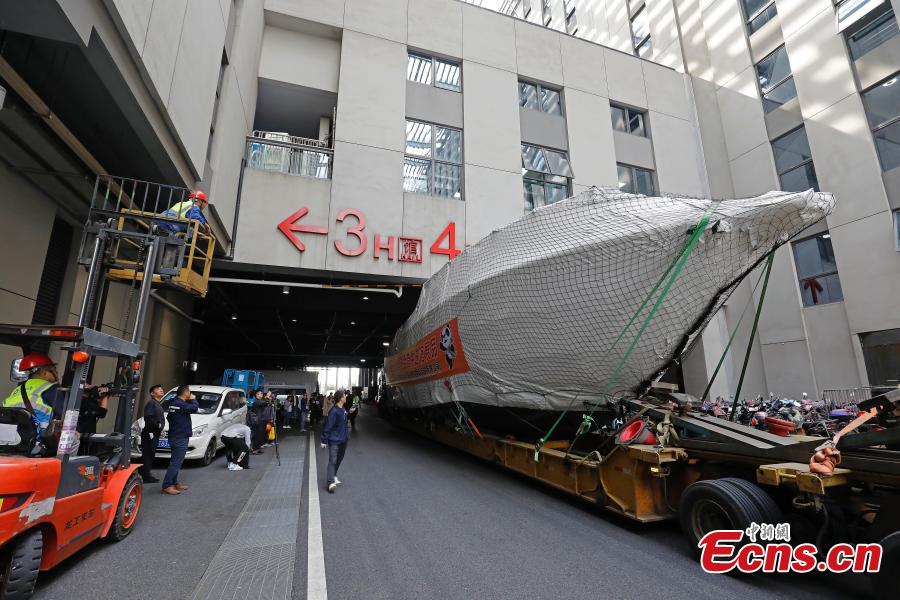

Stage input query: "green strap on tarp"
[
  {"left": 533, "top": 202, "right": 720, "bottom": 461},
  {"left": 700, "top": 261, "right": 769, "bottom": 403},
  {"left": 729, "top": 252, "right": 775, "bottom": 420}
]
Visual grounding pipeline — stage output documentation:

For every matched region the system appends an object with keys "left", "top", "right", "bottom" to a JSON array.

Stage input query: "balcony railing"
[
  {"left": 245, "top": 131, "right": 332, "bottom": 179},
  {"left": 820, "top": 386, "right": 896, "bottom": 410}
]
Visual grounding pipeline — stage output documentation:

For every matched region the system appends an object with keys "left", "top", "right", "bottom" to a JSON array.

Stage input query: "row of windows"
[
  {"left": 408, "top": 51, "right": 657, "bottom": 141},
  {"left": 400, "top": 119, "right": 657, "bottom": 211},
  {"left": 750, "top": 7, "right": 900, "bottom": 177},
  {"left": 630, "top": 2, "right": 651, "bottom": 58}
]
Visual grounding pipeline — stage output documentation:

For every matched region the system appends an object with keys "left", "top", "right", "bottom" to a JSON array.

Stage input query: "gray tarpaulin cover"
[{"left": 386, "top": 187, "right": 834, "bottom": 412}]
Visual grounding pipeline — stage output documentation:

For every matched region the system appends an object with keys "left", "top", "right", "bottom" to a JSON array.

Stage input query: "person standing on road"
[
  {"left": 261, "top": 391, "right": 276, "bottom": 447},
  {"left": 221, "top": 422, "right": 252, "bottom": 470},
  {"left": 283, "top": 394, "right": 294, "bottom": 430},
  {"left": 250, "top": 389, "right": 267, "bottom": 452},
  {"left": 299, "top": 392, "right": 309, "bottom": 432},
  {"left": 162, "top": 385, "right": 198, "bottom": 495},
  {"left": 139, "top": 384, "right": 166, "bottom": 483},
  {"left": 321, "top": 392, "right": 349, "bottom": 493},
  {"left": 348, "top": 391, "right": 361, "bottom": 430}
]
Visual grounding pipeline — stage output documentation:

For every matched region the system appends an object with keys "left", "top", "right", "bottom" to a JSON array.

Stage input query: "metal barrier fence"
[
  {"left": 245, "top": 131, "right": 332, "bottom": 179},
  {"left": 821, "top": 386, "right": 896, "bottom": 410}
]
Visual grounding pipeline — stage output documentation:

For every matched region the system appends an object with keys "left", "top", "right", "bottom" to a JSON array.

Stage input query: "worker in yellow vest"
[
  {"left": 3, "top": 353, "right": 58, "bottom": 437},
  {"left": 162, "top": 189, "right": 211, "bottom": 235}
]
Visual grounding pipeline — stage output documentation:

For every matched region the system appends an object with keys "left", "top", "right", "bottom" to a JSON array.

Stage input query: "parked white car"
[{"left": 131, "top": 385, "right": 248, "bottom": 466}]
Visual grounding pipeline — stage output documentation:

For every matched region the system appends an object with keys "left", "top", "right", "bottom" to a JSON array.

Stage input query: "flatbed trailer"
[{"left": 391, "top": 393, "right": 900, "bottom": 594}]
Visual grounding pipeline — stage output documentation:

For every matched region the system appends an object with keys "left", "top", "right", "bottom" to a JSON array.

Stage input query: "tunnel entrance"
[{"left": 192, "top": 267, "right": 420, "bottom": 387}]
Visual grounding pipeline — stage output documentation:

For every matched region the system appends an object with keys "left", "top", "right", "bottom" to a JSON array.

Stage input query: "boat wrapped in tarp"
[{"left": 385, "top": 187, "right": 834, "bottom": 415}]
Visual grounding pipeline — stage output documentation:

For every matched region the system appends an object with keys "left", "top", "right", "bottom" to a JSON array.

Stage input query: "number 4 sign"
[{"left": 430, "top": 222, "right": 461, "bottom": 260}]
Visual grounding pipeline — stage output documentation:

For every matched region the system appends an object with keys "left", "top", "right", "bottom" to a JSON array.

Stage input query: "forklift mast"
[{"left": 52, "top": 176, "right": 208, "bottom": 468}]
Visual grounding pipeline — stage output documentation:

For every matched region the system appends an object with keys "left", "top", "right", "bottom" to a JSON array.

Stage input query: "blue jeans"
[
  {"left": 163, "top": 437, "right": 188, "bottom": 488},
  {"left": 326, "top": 442, "right": 346, "bottom": 485}
]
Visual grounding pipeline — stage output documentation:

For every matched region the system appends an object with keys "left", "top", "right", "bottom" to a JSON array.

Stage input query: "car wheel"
[
  {"left": 109, "top": 473, "right": 142, "bottom": 542},
  {"left": 0, "top": 528, "right": 43, "bottom": 599},
  {"left": 201, "top": 438, "right": 216, "bottom": 466}
]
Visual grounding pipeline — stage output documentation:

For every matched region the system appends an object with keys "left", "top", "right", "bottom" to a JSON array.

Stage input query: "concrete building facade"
[{"left": 0, "top": 0, "right": 897, "bottom": 402}]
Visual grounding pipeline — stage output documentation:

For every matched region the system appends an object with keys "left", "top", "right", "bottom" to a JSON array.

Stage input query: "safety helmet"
[
  {"left": 188, "top": 190, "right": 208, "bottom": 205},
  {"left": 20, "top": 353, "right": 55, "bottom": 372}
]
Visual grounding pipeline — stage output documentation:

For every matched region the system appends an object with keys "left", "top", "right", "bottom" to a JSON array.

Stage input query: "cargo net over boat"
[{"left": 386, "top": 187, "right": 834, "bottom": 413}]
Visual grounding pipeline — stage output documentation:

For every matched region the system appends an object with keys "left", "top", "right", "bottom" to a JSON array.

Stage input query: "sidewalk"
[{"left": 190, "top": 432, "right": 308, "bottom": 600}]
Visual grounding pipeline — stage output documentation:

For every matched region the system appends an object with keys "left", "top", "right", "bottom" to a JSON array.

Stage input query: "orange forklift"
[{"left": 0, "top": 177, "right": 208, "bottom": 599}]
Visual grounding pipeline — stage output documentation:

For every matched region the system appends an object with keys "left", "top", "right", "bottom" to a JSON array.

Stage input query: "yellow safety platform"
[{"left": 105, "top": 209, "right": 215, "bottom": 298}]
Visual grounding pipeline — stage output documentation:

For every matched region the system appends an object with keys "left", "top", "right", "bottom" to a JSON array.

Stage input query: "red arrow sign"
[{"left": 277, "top": 207, "right": 328, "bottom": 252}]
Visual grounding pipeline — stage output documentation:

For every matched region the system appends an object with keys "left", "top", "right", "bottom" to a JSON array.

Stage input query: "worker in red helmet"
[
  {"left": 3, "top": 353, "right": 59, "bottom": 437},
  {"left": 161, "top": 189, "right": 211, "bottom": 235}
]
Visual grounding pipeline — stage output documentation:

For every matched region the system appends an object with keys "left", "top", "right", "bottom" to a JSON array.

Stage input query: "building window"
[
  {"left": 519, "top": 81, "right": 563, "bottom": 115},
  {"left": 742, "top": 0, "right": 778, "bottom": 34},
  {"left": 894, "top": 210, "right": 900, "bottom": 251},
  {"left": 792, "top": 233, "right": 844, "bottom": 306},
  {"left": 630, "top": 4, "right": 652, "bottom": 57},
  {"left": 772, "top": 127, "right": 819, "bottom": 191},
  {"left": 610, "top": 104, "right": 647, "bottom": 137},
  {"left": 756, "top": 45, "right": 798, "bottom": 113},
  {"left": 500, "top": 0, "right": 525, "bottom": 18},
  {"left": 859, "top": 328, "right": 900, "bottom": 387},
  {"left": 846, "top": 7, "right": 898, "bottom": 59},
  {"left": 617, "top": 164, "right": 656, "bottom": 195},
  {"left": 521, "top": 144, "right": 573, "bottom": 210},
  {"left": 862, "top": 74, "right": 900, "bottom": 172},
  {"left": 836, "top": 0, "right": 891, "bottom": 33},
  {"left": 564, "top": 0, "right": 578, "bottom": 34},
  {"left": 407, "top": 52, "right": 462, "bottom": 92},
  {"left": 542, "top": 0, "right": 552, "bottom": 25},
  {"left": 404, "top": 120, "right": 463, "bottom": 199}
]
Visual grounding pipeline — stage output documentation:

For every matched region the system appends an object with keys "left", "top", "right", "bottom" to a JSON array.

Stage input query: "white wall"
[
  {"left": 259, "top": 26, "right": 341, "bottom": 92},
  {"left": 107, "top": 0, "right": 229, "bottom": 178}
]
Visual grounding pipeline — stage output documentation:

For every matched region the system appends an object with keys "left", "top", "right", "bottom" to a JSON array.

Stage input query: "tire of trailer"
[
  {"left": 874, "top": 531, "right": 900, "bottom": 597},
  {"left": 719, "top": 478, "right": 783, "bottom": 525},
  {"left": 680, "top": 479, "right": 765, "bottom": 554},
  {"left": 109, "top": 472, "right": 142, "bottom": 542},
  {"left": 0, "top": 528, "right": 43, "bottom": 600}
]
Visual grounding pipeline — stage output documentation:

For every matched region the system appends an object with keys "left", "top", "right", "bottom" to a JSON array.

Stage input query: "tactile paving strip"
[{"left": 189, "top": 436, "right": 306, "bottom": 600}]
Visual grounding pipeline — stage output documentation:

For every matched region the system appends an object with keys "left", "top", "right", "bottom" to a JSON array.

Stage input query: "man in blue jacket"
[
  {"left": 162, "top": 385, "right": 198, "bottom": 495},
  {"left": 320, "top": 392, "right": 348, "bottom": 493}
]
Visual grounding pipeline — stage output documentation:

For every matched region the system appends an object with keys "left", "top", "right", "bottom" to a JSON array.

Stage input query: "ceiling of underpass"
[{"left": 195, "top": 270, "right": 421, "bottom": 374}]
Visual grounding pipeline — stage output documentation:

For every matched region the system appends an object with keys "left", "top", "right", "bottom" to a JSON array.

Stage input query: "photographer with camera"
[{"left": 77, "top": 383, "right": 110, "bottom": 435}]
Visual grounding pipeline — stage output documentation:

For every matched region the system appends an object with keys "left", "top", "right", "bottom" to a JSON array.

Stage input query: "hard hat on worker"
[
  {"left": 19, "top": 353, "right": 55, "bottom": 372},
  {"left": 188, "top": 190, "right": 208, "bottom": 205}
]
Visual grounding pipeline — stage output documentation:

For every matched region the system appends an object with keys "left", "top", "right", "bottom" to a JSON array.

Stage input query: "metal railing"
[
  {"left": 245, "top": 131, "right": 332, "bottom": 179},
  {"left": 821, "top": 386, "right": 897, "bottom": 410}
]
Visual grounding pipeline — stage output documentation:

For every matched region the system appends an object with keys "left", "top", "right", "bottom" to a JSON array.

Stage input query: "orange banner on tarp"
[{"left": 385, "top": 318, "right": 470, "bottom": 385}]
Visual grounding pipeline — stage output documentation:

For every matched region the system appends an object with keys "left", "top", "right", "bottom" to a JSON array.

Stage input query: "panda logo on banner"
[{"left": 384, "top": 318, "right": 470, "bottom": 385}]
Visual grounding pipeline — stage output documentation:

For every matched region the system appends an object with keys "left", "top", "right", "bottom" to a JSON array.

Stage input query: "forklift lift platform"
[{"left": 81, "top": 176, "right": 216, "bottom": 298}]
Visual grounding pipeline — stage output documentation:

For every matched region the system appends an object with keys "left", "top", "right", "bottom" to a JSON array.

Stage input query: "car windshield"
[{"left": 162, "top": 391, "right": 223, "bottom": 415}]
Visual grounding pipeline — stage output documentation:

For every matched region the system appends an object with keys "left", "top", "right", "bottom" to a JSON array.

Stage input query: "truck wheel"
[
  {"left": 201, "top": 438, "right": 216, "bottom": 466},
  {"left": 719, "top": 478, "right": 783, "bottom": 524},
  {"left": 680, "top": 479, "right": 763, "bottom": 554},
  {"left": 873, "top": 531, "right": 900, "bottom": 596},
  {"left": 109, "top": 473, "right": 142, "bottom": 542},
  {"left": 0, "top": 529, "right": 43, "bottom": 600}
]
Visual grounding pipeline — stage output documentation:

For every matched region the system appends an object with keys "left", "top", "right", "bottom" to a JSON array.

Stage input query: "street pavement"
[{"left": 33, "top": 409, "right": 870, "bottom": 599}]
